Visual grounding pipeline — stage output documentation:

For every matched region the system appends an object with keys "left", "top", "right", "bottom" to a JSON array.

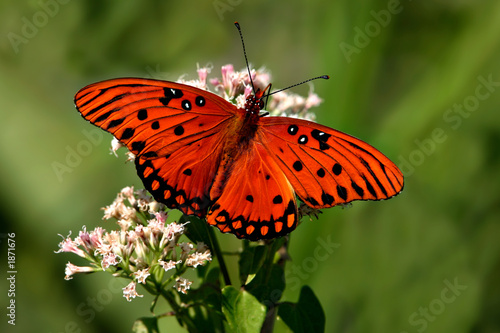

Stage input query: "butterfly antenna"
[
  {"left": 266, "top": 75, "right": 330, "bottom": 97},
  {"left": 234, "top": 22, "right": 256, "bottom": 95}
]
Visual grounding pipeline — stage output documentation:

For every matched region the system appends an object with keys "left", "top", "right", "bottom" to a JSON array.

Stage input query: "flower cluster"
[
  {"left": 180, "top": 64, "right": 323, "bottom": 120},
  {"left": 56, "top": 186, "right": 212, "bottom": 300}
]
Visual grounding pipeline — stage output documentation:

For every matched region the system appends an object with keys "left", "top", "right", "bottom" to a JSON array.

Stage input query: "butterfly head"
[{"left": 244, "top": 84, "right": 271, "bottom": 116}]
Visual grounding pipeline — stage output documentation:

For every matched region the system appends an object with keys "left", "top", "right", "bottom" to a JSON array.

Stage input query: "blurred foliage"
[{"left": 1, "top": 0, "right": 499, "bottom": 332}]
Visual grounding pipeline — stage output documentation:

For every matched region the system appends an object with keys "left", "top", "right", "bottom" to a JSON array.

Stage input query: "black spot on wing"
[
  {"left": 337, "top": 185, "right": 348, "bottom": 201},
  {"left": 288, "top": 125, "right": 298, "bottom": 135},
  {"left": 351, "top": 181, "right": 364, "bottom": 197},
  {"left": 181, "top": 100, "right": 192, "bottom": 110},
  {"left": 131, "top": 141, "right": 145, "bottom": 153},
  {"left": 159, "top": 87, "right": 183, "bottom": 106},
  {"left": 316, "top": 168, "right": 326, "bottom": 178},
  {"left": 195, "top": 96, "right": 206, "bottom": 107},
  {"left": 137, "top": 109, "right": 148, "bottom": 120},
  {"left": 293, "top": 161, "right": 303, "bottom": 171},
  {"left": 298, "top": 135, "right": 308, "bottom": 144},
  {"left": 174, "top": 125, "right": 184, "bottom": 136},
  {"left": 306, "top": 197, "right": 320, "bottom": 206},
  {"left": 311, "top": 129, "right": 331, "bottom": 150},
  {"left": 273, "top": 195, "right": 283, "bottom": 204},
  {"left": 107, "top": 117, "right": 125, "bottom": 129},
  {"left": 332, "top": 163, "right": 342, "bottom": 176},
  {"left": 121, "top": 128, "right": 135, "bottom": 140},
  {"left": 142, "top": 151, "right": 158, "bottom": 158},
  {"left": 321, "top": 191, "right": 334, "bottom": 205},
  {"left": 95, "top": 110, "right": 115, "bottom": 123}
]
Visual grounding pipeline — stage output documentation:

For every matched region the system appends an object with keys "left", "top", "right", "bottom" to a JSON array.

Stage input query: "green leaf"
[
  {"left": 238, "top": 245, "right": 267, "bottom": 284},
  {"left": 278, "top": 286, "right": 325, "bottom": 333},
  {"left": 222, "top": 286, "right": 267, "bottom": 333},
  {"left": 245, "top": 263, "right": 285, "bottom": 304},
  {"left": 204, "top": 266, "right": 221, "bottom": 286},
  {"left": 132, "top": 317, "right": 159, "bottom": 333}
]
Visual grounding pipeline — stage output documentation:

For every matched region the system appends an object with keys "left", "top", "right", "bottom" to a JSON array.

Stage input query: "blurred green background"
[{"left": 1, "top": 0, "right": 499, "bottom": 332}]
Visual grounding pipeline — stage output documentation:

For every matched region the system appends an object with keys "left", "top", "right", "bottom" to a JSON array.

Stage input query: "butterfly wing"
[
  {"left": 258, "top": 117, "right": 404, "bottom": 208},
  {"left": 75, "top": 78, "right": 238, "bottom": 216},
  {"left": 135, "top": 132, "right": 224, "bottom": 216},
  {"left": 75, "top": 78, "right": 236, "bottom": 157},
  {"left": 206, "top": 141, "right": 298, "bottom": 240}
]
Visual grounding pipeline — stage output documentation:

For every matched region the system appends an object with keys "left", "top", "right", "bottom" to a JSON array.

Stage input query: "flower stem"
[
  {"left": 206, "top": 225, "right": 231, "bottom": 286},
  {"left": 159, "top": 288, "right": 198, "bottom": 330}
]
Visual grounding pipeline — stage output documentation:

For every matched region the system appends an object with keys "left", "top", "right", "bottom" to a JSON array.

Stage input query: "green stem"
[
  {"left": 261, "top": 236, "right": 290, "bottom": 332},
  {"left": 262, "top": 237, "right": 284, "bottom": 284},
  {"left": 207, "top": 225, "right": 231, "bottom": 286},
  {"left": 159, "top": 288, "right": 198, "bottom": 330}
]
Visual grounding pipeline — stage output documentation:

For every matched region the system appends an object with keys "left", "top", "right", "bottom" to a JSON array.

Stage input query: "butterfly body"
[{"left": 75, "top": 77, "right": 403, "bottom": 240}]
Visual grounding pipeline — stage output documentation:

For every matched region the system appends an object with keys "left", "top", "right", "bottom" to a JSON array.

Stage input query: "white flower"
[
  {"left": 101, "top": 251, "right": 122, "bottom": 270},
  {"left": 64, "top": 262, "right": 95, "bottom": 280},
  {"left": 110, "top": 138, "right": 124, "bottom": 156},
  {"left": 56, "top": 234, "right": 86, "bottom": 258},
  {"left": 185, "top": 250, "right": 212, "bottom": 268},
  {"left": 158, "top": 259, "right": 181, "bottom": 272},
  {"left": 122, "top": 281, "right": 143, "bottom": 301},
  {"left": 133, "top": 268, "right": 151, "bottom": 284},
  {"left": 174, "top": 277, "right": 192, "bottom": 294}
]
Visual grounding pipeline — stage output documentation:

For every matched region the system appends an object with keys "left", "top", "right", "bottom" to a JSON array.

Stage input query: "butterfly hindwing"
[
  {"left": 206, "top": 142, "right": 298, "bottom": 240},
  {"left": 135, "top": 132, "right": 225, "bottom": 216},
  {"left": 258, "top": 117, "right": 404, "bottom": 208}
]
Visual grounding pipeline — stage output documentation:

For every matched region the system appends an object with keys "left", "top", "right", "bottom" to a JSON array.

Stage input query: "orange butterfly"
[{"left": 74, "top": 26, "right": 403, "bottom": 241}]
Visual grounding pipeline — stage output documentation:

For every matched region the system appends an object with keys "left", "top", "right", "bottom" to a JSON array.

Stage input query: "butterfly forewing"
[
  {"left": 75, "top": 78, "right": 237, "bottom": 158},
  {"left": 75, "top": 78, "right": 239, "bottom": 218},
  {"left": 258, "top": 117, "right": 404, "bottom": 208}
]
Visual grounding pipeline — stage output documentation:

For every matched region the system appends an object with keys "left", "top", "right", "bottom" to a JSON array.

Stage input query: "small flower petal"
[
  {"left": 122, "top": 281, "right": 143, "bottom": 302},
  {"left": 174, "top": 277, "right": 192, "bottom": 294},
  {"left": 133, "top": 268, "right": 151, "bottom": 284},
  {"left": 56, "top": 234, "right": 86, "bottom": 257},
  {"left": 64, "top": 262, "right": 95, "bottom": 280},
  {"left": 158, "top": 259, "right": 181, "bottom": 272}
]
